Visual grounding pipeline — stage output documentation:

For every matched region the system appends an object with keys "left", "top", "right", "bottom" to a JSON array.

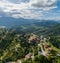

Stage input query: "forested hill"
[
  {"left": 7, "top": 20, "right": 60, "bottom": 36},
  {"left": 44, "top": 24, "right": 60, "bottom": 36}
]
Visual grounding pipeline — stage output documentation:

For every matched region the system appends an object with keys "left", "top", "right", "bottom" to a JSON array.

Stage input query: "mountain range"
[{"left": 0, "top": 17, "right": 60, "bottom": 28}]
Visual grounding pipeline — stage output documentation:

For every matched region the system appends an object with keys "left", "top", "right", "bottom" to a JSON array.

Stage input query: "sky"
[{"left": 0, "top": 0, "right": 60, "bottom": 20}]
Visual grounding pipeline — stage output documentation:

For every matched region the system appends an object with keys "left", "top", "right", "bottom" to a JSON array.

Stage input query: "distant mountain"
[
  {"left": 33, "top": 20, "right": 59, "bottom": 28},
  {"left": 0, "top": 17, "right": 38, "bottom": 28},
  {"left": 0, "top": 17, "right": 59, "bottom": 28},
  {"left": 6, "top": 19, "right": 59, "bottom": 35}
]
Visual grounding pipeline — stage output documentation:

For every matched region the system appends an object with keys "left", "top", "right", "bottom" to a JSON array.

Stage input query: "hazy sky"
[{"left": 0, "top": 0, "right": 60, "bottom": 20}]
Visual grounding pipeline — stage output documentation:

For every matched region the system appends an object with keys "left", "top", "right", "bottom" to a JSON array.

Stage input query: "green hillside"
[{"left": 0, "top": 21, "right": 60, "bottom": 63}]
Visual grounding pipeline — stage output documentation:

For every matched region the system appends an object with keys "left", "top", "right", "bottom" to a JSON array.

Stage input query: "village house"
[{"left": 25, "top": 53, "right": 32, "bottom": 60}]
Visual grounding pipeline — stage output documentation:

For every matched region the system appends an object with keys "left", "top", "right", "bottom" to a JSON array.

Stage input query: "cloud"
[
  {"left": 0, "top": 0, "right": 43, "bottom": 19},
  {"left": 29, "top": 0, "right": 57, "bottom": 10},
  {"left": 0, "top": 0, "right": 60, "bottom": 20}
]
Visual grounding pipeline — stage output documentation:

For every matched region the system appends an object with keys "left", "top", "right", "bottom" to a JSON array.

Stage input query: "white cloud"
[
  {"left": 0, "top": 0, "right": 43, "bottom": 19},
  {"left": 0, "top": 0, "right": 59, "bottom": 20}
]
